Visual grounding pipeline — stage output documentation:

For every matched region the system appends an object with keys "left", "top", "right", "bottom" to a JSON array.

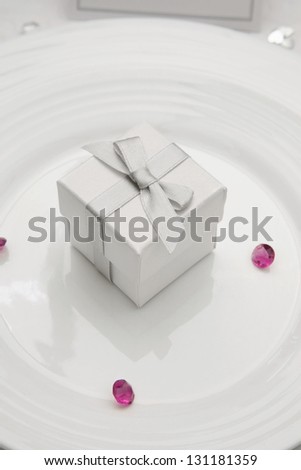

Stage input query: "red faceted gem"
[
  {"left": 112, "top": 379, "right": 134, "bottom": 406},
  {"left": 0, "top": 237, "right": 7, "bottom": 250},
  {"left": 252, "top": 244, "right": 275, "bottom": 269}
]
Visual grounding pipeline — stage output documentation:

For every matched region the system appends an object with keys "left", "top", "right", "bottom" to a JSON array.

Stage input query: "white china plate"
[{"left": 0, "top": 19, "right": 301, "bottom": 450}]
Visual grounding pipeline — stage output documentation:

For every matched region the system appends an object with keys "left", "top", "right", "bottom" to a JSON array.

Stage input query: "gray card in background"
[{"left": 72, "top": 0, "right": 262, "bottom": 31}]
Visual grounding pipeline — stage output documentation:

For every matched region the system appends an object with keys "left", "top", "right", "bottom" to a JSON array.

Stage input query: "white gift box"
[{"left": 57, "top": 124, "right": 227, "bottom": 307}]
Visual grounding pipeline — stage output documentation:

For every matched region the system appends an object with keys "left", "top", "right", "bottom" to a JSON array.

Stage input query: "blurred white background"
[{"left": 0, "top": 0, "right": 300, "bottom": 54}]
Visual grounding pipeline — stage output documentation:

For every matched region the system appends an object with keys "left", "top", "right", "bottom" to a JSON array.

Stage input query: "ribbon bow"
[{"left": 83, "top": 136, "right": 194, "bottom": 253}]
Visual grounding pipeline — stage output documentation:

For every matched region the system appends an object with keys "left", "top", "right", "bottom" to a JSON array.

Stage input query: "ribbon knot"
[
  {"left": 83, "top": 135, "right": 194, "bottom": 253},
  {"left": 130, "top": 167, "right": 157, "bottom": 189}
]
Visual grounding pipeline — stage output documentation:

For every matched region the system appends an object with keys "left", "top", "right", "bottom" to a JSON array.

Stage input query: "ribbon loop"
[{"left": 114, "top": 137, "right": 148, "bottom": 173}]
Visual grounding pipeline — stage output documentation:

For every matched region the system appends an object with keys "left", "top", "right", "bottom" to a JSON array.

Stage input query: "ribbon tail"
[
  {"left": 160, "top": 181, "right": 194, "bottom": 211},
  {"left": 140, "top": 183, "right": 186, "bottom": 254}
]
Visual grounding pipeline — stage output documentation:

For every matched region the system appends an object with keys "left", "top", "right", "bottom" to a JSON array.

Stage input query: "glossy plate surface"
[{"left": 0, "top": 19, "right": 301, "bottom": 449}]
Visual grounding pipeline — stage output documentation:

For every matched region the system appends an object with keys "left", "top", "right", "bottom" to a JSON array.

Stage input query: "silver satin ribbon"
[{"left": 83, "top": 136, "right": 194, "bottom": 276}]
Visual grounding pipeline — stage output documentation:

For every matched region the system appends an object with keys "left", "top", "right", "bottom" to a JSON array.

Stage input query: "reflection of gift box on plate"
[{"left": 57, "top": 124, "right": 227, "bottom": 307}]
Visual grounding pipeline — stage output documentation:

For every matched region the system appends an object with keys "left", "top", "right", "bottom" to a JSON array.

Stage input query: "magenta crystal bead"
[
  {"left": 252, "top": 244, "right": 275, "bottom": 269},
  {"left": 0, "top": 237, "right": 7, "bottom": 250},
  {"left": 113, "top": 379, "right": 134, "bottom": 406}
]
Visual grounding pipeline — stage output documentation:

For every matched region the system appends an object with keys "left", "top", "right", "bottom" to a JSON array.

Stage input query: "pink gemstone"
[
  {"left": 0, "top": 237, "right": 7, "bottom": 250},
  {"left": 252, "top": 244, "right": 275, "bottom": 269},
  {"left": 113, "top": 379, "right": 134, "bottom": 406}
]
